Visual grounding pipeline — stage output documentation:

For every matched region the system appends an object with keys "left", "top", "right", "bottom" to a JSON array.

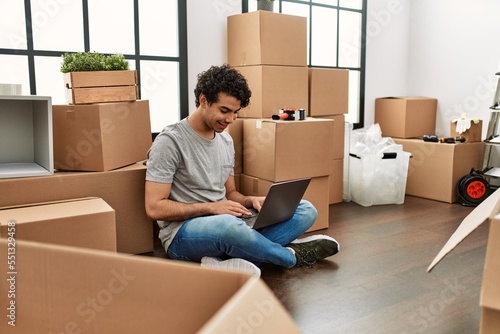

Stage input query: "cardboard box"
[
  {"left": 225, "top": 118, "right": 244, "bottom": 174},
  {"left": 394, "top": 139, "right": 485, "bottom": 203},
  {"left": 428, "top": 187, "right": 500, "bottom": 334},
  {"left": 330, "top": 159, "right": 344, "bottom": 204},
  {"left": 317, "top": 115, "right": 345, "bottom": 160},
  {"left": 308, "top": 68, "right": 349, "bottom": 116},
  {"left": 239, "top": 174, "right": 329, "bottom": 232},
  {"left": 64, "top": 70, "right": 139, "bottom": 104},
  {"left": 243, "top": 118, "right": 333, "bottom": 182},
  {"left": 227, "top": 11, "right": 307, "bottom": 67},
  {"left": 0, "top": 240, "right": 300, "bottom": 333},
  {"left": 450, "top": 120, "right": 483, "bottom": 142},
  {"left": 53, "top": 100, "right": 152, "bottom": 172},
  {"left": 234, "top": 173, "right": 241, "bottom": 192},
  {"left": 0, "top": 197, "right": 116, "bottom": 251},
  {"left": 235, "top": 65, "right": 309, "bottom": 119},
  {"left": 0, "top": 95, "right": 53, "bottom": 179},
  {"left": 375, "top": 97, "right": 437, "bottom": 138},
  {"left": 0, "top": 162, "right": 152, "bottom": 254}
]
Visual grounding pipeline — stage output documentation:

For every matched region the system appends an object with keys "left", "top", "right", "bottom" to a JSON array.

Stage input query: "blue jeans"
[{"left": 167, "top": 200, "right": 317, "bottom": 268}]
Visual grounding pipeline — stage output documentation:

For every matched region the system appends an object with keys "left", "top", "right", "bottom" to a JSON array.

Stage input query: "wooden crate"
[{"left": 64, "top": 70, "right": 138, "bottom": 104}]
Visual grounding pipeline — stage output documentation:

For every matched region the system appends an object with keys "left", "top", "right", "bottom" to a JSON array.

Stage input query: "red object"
[
  {"left": 272, "top": 113, "right": 291, "bottom": 120},
  {"left": 466, "top": 180, "right": 488, "bottom": 199}
]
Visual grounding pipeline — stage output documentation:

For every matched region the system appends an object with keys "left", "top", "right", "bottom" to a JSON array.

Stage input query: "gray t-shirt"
[{"left": 146, "top": 118, "right": 235, "bottom": 249}]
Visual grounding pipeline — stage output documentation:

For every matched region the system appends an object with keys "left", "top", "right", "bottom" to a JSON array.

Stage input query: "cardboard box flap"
[
  {"left": 0, "top": 197, "right": 113, "bottom": 226},
  {"left": 481, "top": 213, "right": 500, "bottom": 311},
  {"left": 427, "top": 187, "right": 500, "bottom": 272},
  {"left": 0, "top": 196, "right": 99, "bottom": 211},
  {"left": 199, "top": 276, "right": 301, "bottom": 334}
]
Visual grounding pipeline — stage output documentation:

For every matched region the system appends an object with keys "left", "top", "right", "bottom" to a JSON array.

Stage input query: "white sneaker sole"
[{"left": 201, "top": 257, "right": 261, "bottom": 278}]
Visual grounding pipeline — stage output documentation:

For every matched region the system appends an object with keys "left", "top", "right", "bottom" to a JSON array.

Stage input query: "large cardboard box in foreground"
[
  {"left": 53, "top": 100, "right": 152, "bottom": 172},
  {"left": 428, "top": 188, "right": 500, "bottom": 334},
  {"left": 239, "top": 174, "right": 330, "bottom": 232},
  {"left": 0, "top": 240, "right": 300, "bottom": 333},
  {"left": 375, "top": 97, "right": 437, "bottom": 138},
  {"left": 227, "top": 11, "right": 307, "bottom": 67},
  {"left": 0, "top": 197, "right": 116, "bottom": 251},
  {"left": 243, "top": 118, "right": 333, "bottom": 182},
  {"left": 394, "top": 139, "right": 485, "bottom": 203},
  {"left": 0, "top": 162, "right": 151, "bottom": 254}
]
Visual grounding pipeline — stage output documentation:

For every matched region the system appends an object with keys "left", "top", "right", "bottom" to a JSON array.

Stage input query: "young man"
[{"left": 145, "top": 64, "right": 339, "bottom": 277}]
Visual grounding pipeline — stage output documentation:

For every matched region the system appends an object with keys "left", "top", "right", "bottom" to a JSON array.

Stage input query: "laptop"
[{"left": 241, "top": 178, "right": 311, "bottom": 229}]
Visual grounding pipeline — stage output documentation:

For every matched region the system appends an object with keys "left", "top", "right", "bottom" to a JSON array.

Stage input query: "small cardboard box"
[
  {"left": 227, "top": 11, "right": 307, "bottom": 67},
  {"left": 64, "top": 70, "right": 139, "bottom": 105},
  {"left": 235, "top": 65, "right": 309, "bottom": 118},
  {"left": 375, "top": 97, "right": 437, "bottom": 138},
  {"left": 53, "top": 100, "right": 152, "bottom": 172},
  {"left": 428, "top": 188, "right": 500, "bottom": 334},
  {"left": 394, "top": 139, "right": 485, "bottom": 203},
  {"left": 0, "top": 240, "right": 301, "bottom": 333},
  {"left": 450, "top": 120, "right": 483, "bottom": 142},
  {"left": 0, "top": 95, "right": 53, "bottom": 179},
  {"left": 243, "top": 118, "right": 333, "bottom": 182},
  {"left": 0, "top": 197, "right": 116, "bottom": 251},
  {"left": 308, "top": 68, "right": 349, "bottom": 116},
  {"left": 239, "top": 174, "right": 330, "bottom": 232},
  {"left": 0, "top": 162, "right": 152, "bottom": 254}
]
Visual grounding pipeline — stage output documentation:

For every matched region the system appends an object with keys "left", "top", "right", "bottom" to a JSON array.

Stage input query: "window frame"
[{"left": 0, "top": 0, "right": 188, "bottom": 138}]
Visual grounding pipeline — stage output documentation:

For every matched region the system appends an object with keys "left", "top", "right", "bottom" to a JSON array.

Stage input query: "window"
[
  {"left": 243, "top": 0, "right": 366, "bottom": 128},
  {"left": 0, "top": 0, "right": 188, "bottom": 134}
]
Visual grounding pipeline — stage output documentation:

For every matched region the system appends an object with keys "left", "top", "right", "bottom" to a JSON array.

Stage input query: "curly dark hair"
[{"left": 194, "top": 64, "right": 251, "bottom": 108}]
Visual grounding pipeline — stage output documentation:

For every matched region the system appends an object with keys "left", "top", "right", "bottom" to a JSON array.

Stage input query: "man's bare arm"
[
  {"left": 225, "top": 176, "right": 265, "bottom": 212},
  {"left": 145, "top": 180, "right": 254, "bottom": 221}
]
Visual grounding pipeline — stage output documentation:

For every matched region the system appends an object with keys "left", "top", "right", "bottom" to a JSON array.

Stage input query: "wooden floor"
[{"left": 143, "top": 195, "right": 488, "bottom": 334}]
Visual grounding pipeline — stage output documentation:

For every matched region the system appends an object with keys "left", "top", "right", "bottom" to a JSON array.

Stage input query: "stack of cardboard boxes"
[
  {"left": 374, "top": 96, "right": 485, "bottom": 203},
  {"left": 0, "top": 93, "right": 154, "bottom": 254},
  {"left": 226, "top": 11, "right": 349, "bottom": 231}
]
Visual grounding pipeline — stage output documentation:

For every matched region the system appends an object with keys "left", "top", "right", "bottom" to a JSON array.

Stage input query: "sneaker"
[
  {"left": 286, "top": 235, "right": 340, "bottom": 268},
  {"left": 201, "top": 257, "right": 261, "bottom": 277}
]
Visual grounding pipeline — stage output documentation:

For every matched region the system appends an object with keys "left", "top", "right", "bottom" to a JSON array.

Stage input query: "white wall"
[
  {"left": 408, "top": 0, "right": 500, "bottom": 138},
  {"left": 186, "top": 0, "right": 241, "bottom": 113},
  {"left": 366, "top": 0, "right": 500, "bottom": 138},
  {"left": 364, "top": 0, "right": 411, "bottom": 126},
  {"left": 188, "top": 0, "right": 500, "bottom": 139}
]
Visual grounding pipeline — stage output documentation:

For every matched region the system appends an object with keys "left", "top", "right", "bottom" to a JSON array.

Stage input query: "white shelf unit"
[{"left": 0, "top": 95, "right": 53, "bottom": 179}]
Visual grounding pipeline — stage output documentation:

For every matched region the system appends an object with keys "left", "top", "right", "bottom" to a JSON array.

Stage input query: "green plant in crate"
[{"left": 60, "top": 51, "right": 129, "bottom": 73}]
